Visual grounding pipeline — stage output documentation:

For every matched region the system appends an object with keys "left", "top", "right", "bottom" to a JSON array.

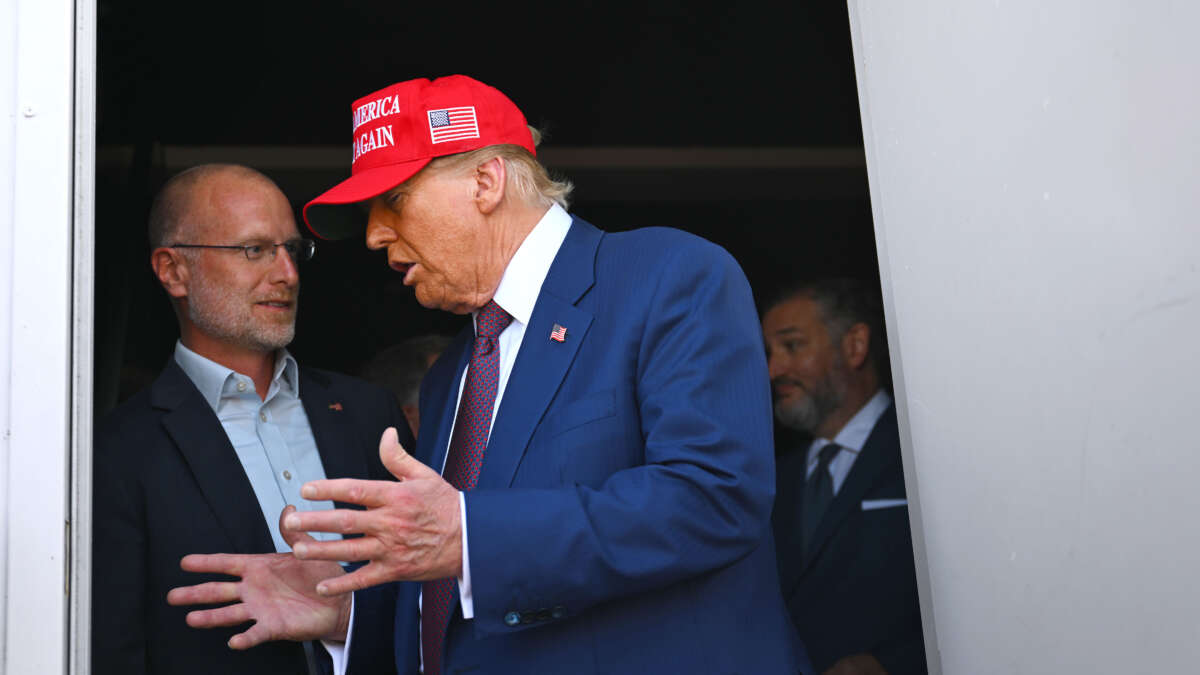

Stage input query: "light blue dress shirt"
[{"left": 174, "top": 341, "right": 341, "bottom": 553}]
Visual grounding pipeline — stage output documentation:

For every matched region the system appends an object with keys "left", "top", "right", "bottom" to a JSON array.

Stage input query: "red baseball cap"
[{"left": 303, "top": 74, "right": 536, "bottom": 240}]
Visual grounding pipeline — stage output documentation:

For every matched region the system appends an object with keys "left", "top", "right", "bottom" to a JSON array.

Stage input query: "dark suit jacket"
[
  {"left": 773, "top": 404, "right": 927, "bottom": 674},
  {"left": 92, "top": 359, "right": 410, "bottom": 675},
  {"left": 347, "top": 217, "right": 812, "bottom": 675}
]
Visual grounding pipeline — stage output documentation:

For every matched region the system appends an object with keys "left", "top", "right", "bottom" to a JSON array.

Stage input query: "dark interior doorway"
[{"left": 94, "top": 1, "right": 877, "bottom": 454}]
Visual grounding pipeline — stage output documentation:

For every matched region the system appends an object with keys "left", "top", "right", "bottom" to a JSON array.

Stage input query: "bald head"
[
  {"left": 148, "top": 164, "right": 285, "bottom": 249},
  {"left": 146, "top": 162, "right": 304, "bottom": 365}
]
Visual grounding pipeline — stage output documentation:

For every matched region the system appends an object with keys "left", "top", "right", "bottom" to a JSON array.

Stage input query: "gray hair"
[{"left": 423, "top": 127, "right": 574, "bottom": 210}]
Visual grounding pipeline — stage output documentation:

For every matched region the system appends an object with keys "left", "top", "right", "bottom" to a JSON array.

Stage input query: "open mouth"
[
  {"left": 390, "top": 261, "right": 414, "bottom": 276},
  {"left": 256, "top": 300, "right": 294, "bottom": 310}
]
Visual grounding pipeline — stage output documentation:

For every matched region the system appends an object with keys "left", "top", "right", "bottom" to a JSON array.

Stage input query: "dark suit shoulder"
[
  {"left": 94, "top": 386, "right": 168, "bottom": 460},
  {"left": 301, "top": 365, "right": 393, "bottom": 400},
  {"left": 299, "top": 365, "right": 413, "bottom": 452}
]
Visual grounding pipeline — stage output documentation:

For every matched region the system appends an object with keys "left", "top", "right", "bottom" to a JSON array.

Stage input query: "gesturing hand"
[
  {"left": 165, "top": 505, "right": 352, "bottom": 648},
  {"left": 284, "top": 426, "right": 463, "bottom": 595}
]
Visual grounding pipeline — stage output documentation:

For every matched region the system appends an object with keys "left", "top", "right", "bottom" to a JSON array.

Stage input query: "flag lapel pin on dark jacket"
[{"left": 550, "top": 324, "right": 567, "bottom": 342}]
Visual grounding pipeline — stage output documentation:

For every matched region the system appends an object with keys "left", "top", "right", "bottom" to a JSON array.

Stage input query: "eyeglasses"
[{"left": 169, "top": 238, "right": 317, "bottom": 263}]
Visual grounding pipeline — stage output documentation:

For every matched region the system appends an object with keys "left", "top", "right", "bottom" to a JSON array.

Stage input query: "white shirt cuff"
[
  {"left": 322, "top": 594, "right": 355, "bottom": 675},
  {"left": 458, "top": 491, "right": 473, "bottom": 618}
]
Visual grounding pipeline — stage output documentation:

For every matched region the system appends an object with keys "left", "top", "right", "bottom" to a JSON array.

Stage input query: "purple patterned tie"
[{"left": 421, "top": 300, "right": 512, "bottom": 675}]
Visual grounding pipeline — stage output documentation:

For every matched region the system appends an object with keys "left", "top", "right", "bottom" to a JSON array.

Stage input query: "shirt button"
[
  {"left": 236, "top": 381, "right": 247, "bottom": 392},
  {"left": 504, "top": 611, "right": 521, "bottom": 627},
  {"left": 282, "top": 470, "right": 292, "bottom": 480},
  {"left": 259, "top": 412, "right": 267, "bottom": 422}
]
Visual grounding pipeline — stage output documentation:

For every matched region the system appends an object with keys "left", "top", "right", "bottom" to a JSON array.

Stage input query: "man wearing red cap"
[{"left": 169, "top": 75, "right": 812, "bottom": 674}]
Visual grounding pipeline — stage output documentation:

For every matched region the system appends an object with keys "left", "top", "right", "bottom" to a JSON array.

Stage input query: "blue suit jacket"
[
  {"left": 92, "top": 360, "right": 408, "bottom": 675},
  {"left": 348, "top": 217, "right": 812, "bottom": 674},
  {"left": 772, "top": 405, "right": 927, "bottom": 674}
]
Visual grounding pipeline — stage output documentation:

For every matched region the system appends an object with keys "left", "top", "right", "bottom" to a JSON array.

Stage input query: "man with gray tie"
[
  {"left": 763, "top": 277, "right": 928, "bottom": 675},
  {"left": 92, "top": 164, "right": 409, "bottom": 675}
]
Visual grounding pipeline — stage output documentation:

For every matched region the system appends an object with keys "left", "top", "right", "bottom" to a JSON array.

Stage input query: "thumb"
[
  {"left": 279, "top": 504, "right": 317, "bottom": 550},
  {"left": 379, "top": 426, "right": 432, "bottom": 481}
]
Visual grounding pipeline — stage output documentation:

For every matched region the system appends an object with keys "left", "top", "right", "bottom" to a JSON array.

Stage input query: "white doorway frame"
[{"left": 0, "top": 0, "right": 93, "bottom": 672}]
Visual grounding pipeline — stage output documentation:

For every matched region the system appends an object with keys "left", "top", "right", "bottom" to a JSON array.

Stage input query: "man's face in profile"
[
  {"left": 364, "top": 166, "right": 503, "bottom": 315},
  {"left": 183, "top": 177, "right": 301, "bottom": 352},
  {"left": 762, "top": 295, "right": 848, "bottom": 435}
]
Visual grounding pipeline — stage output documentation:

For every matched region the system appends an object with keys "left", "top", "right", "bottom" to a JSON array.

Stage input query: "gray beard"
[
  {"left": 187, "top": 276, "right": 296, "bottom": 353},
  {"left": 774, "top": 370, "right": 847, "bottom": 436}
]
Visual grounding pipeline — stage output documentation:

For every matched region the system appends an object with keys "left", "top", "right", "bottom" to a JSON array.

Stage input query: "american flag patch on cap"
[{"left": 428, "top": 106, "right": 480, "bottom": 144}]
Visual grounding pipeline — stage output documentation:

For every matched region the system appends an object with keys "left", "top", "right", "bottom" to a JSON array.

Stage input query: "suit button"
[
  {"left": 504, "top": 611, "right": 521, "bottom": 626},
  {"left": 551, "top": 606, "right": 566, "bottom": 619}
]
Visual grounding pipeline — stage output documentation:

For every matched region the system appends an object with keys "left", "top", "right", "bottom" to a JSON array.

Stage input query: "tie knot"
[
  {"left": 476, "top": 300, "right": 513, "bottom": 339},
  {"left": 817, "top": 442, "right": 841, "bottom": 468}
]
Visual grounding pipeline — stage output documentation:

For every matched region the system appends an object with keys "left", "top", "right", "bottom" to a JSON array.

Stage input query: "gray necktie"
[{"left": 801, "top": 442, "right": 841, "bottom": 556}]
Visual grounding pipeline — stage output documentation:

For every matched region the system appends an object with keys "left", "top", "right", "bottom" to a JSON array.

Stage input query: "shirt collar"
[
  {"left": 808, "top": 389, "right": 893, "bottom": 465},
  {"left": 487, "top": 203, "right": 572, "bottom": 327},
  {"left": 827, "top": 389, "right": 893, "bottom": 453},
  {"left": 173, "top": 340, "right": 299, "bottom": 411}
]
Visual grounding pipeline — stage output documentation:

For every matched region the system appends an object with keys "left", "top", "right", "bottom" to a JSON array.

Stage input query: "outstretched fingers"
[
  {"left": 292, "top": 535, "right": 380, "bottom": 565},
  {"left": 298, "top": 477, "right": 394, "bottom": 508},
  {"left": 314, "top": 561, "right": 400, "bottom": 596},
  {"left": 179, "top": 552, "right": 247, "bottom": 577},
  {"left": 378, "top": 426, "right": 439, "bottom": 482},
  {"left": 229, "top": 622, "right": 281, "bottom": 650},
  {"left": 166, "top": 580, "right": 240, "bottom": 607},
  {"left": 283, "top": 507, "right": 374, "bottom": 537},
  {"left": 184, "top": 602, "right": 252, "bottom": 629}
]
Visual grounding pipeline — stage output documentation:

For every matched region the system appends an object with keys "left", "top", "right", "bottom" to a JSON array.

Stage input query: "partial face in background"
[
  {"left": 363, "top": 164, "right": 504, "bottom": 314},
  {"left": 762, "top": 295, "right": 849, "bottom": 436},
  {"left": 182, "top": 174, "right": 302, "bottom": 352}
]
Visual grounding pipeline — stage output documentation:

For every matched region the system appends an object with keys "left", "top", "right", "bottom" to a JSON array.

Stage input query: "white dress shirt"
[
  {"left": 330, "top": 203, "right": 573, "bottom": 674},
  {"left": 805, "top": 389, "right": 892, "bottom": 495}
]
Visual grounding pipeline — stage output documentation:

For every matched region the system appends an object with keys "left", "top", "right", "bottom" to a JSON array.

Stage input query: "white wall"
[
  {"left": 0, "top": 0, "right": 81, "bottom": 672},
  {"left": 848, "top": 1, "right": 1200, "bottom": 672}
]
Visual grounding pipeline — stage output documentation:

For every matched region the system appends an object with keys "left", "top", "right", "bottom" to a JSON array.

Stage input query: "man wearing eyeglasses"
[{"left": 92, "top": 163, "right": 411, "bottom": 675}]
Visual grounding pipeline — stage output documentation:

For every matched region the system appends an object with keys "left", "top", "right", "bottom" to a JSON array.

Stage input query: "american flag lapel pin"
[
  {"left": 550, "top": 324, "right": 567, "bottom": 342},
  {"left": 329, "top": 402, "right": 344, "bottom": 411}
]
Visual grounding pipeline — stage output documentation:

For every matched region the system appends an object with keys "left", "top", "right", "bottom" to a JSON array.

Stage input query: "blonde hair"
[{"left": 424, "top": 127, "right": 574, "bottom": 209}]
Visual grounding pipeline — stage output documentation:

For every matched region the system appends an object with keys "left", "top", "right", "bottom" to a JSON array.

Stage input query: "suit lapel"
[
  {"left": 419, "top": 327, "right": 473, "bottom": 475},
  {"left": 477, "top": 218, "right": 601, "bottom": 489},
  {"left": 801, "top": 405, "right": 900, "bottom": 571},
  {"left": 300, "top": 368, "right": 368, "bottom": 507},
  {"left": 152, "top": 361, "right": 274, "bottom": 554}
]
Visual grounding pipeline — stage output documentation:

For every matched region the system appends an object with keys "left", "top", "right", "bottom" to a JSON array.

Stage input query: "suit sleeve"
[
  {"left": 466, "top": 243, "right": 776, "bottom": 636},
  {"left": 91, "top": 429, "right": 148, "bottom": 675}
]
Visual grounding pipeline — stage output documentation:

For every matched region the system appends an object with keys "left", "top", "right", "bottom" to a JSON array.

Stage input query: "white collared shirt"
[
  {"left": 448, "top": 203, "right": 573, "bottom": 618},
  {"left": 805, "top": 389, "right": 892, "bottom": 495}
]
